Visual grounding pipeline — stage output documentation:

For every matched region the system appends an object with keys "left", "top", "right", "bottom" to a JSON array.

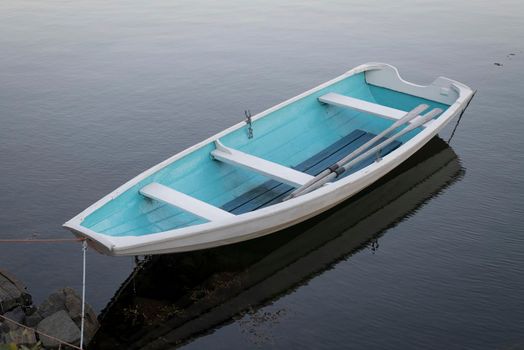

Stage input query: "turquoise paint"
[{"left": 81, "top": 73, "right": 451, "bottom": 236}]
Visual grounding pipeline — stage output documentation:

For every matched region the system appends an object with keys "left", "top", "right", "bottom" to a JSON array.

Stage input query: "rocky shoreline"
[{"left": 0, "top": 269, "right": 98, "bottom": 349}]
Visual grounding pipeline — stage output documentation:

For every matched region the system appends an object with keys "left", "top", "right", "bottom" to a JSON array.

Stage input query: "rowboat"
[{"left": 63, "top": 62, "right": 474, "bottom": 256}]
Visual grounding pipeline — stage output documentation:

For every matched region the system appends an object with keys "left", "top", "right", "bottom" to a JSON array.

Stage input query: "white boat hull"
[{"left": 64, "top": 63, "right": 474, "bottom": 256}]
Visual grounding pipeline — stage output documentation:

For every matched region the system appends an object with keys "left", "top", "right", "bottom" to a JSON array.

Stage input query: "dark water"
[{"left": 1, "top": 0, "right": 523, "bottom": 349}]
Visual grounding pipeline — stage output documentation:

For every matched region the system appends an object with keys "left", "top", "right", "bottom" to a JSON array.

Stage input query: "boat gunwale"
[{"left": 63, "top": 62, "right": 474, "bottom": 255}]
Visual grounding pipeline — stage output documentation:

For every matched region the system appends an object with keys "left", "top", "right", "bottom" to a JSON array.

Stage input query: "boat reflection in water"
[{"left": 90, "top": 136, "right": 464, "bottom": 350}]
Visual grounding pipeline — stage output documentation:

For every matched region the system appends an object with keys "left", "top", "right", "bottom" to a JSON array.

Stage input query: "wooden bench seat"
[
  {"left": 140, "top": 182, "right": 235, "bottom": 222},
  {"left": 211, "top": 141, "right": 314, "bottom": 187},
  {"left": 318, "top": 92, "right": 432, "bottom": 125}
]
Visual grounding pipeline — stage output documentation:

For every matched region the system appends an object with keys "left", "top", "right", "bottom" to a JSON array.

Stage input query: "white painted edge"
[
  {"left": 63, "top": 62, "right": 474, "bottom": 255},
  {"left": 211, "top": 141, "right": 313, "bottom": 187}
]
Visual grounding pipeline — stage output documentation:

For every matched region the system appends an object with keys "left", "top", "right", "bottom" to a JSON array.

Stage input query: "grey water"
[{"left": 0, "top": 0, "right": 523, "bottom": 349}]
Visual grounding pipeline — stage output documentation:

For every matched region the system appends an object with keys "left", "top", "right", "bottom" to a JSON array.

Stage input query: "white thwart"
[
  {"left": 319, "top": 92, "right": 434, "bottom": 125},
  {"left": 211, "top": 140, "right": 314, "bottom": 187},
  {"left": 140, "top": 182, "right": 235, "bottom": 222}
]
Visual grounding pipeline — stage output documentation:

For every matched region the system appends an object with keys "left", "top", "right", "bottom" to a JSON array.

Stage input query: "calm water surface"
[{"left": 0, "top": 0, "right": 523, "bottom": 349}]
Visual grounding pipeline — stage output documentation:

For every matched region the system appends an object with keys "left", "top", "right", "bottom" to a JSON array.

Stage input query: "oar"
[
  {"left": 290, "top": 107, "right": 443, "bottom": 198},
  {"left": 286, "top": 103, "right": 429, "bottom": 200}
]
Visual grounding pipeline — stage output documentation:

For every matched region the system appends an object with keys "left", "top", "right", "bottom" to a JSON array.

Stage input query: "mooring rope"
[
  {"left": 80, "top": 240, "right": 87, "bottom": 349},
  {"left": 0, "top": 237, "right": 88, "bottom": 350},
  {"left": 0, "top": 238, "right": 84, "bottom": 243},
  {"left": 447, "top": 90, "right": 477, "bottom": 144}
]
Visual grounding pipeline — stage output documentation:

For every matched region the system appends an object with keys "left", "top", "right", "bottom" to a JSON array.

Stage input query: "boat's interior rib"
[
  {"left": 319, "top": 93, "right": 433, "bottom": 126},
  {"left": 211, "top": 140, "right": 314, "bottom": 187},
  {"left": 140, "top": 183, "right": 236, "bottom": 221}
]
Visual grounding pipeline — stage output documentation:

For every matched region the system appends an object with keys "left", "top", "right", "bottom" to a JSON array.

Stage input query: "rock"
[
  {"left": 82, "top": 311, "right": 99, "bottom": 345},
  {"left": 3, "top": 307, "right": 25, "bottom": 330},
  {"left": 22, "top": 305, "right": 41, "bottom": 328},
  {"left": 1, "top": 277, "right": 99, "bottom": 348},
  {"left": 24, "top": 311, "right": 43, "bottom": 328},
  {"left": 36, "top": 310, "right": 80, "bottom": 348},
  {"left": 38, "top": 291, "right": 66, "bottom": 319},
  {"left": 1, "top": 327, "right": 37, "bottom": 345},
  {"left": 64, "top": 289, "right": 82, "bottom": 321},
  {"left": 27, "top": 288, "right": 99, "bottom": 346},
  {"left": 64, "top": 288, "right": 88, "bottom": 324},
  {"left": 62, "top": 287, "right": 99, "bottom": 345},
  {"left": 0, "top": 269, "right": 32, "bottom": 313},
  {"left": 0, "top": 321, "right": 9, "bottom": 333}
]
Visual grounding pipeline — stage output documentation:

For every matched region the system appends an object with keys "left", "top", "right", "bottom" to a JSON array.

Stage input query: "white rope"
[{"left": 80, "top": 240, "right": 87, "bottom": 349}]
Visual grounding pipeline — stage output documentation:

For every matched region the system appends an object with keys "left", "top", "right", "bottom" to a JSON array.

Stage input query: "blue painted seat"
[{"left": 221, "top": 129, "right": 401, "bottom": 214}]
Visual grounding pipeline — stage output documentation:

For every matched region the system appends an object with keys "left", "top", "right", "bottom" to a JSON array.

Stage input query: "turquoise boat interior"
[{"left": 80, "top": 72, "right": 449, "bottom": 237}]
